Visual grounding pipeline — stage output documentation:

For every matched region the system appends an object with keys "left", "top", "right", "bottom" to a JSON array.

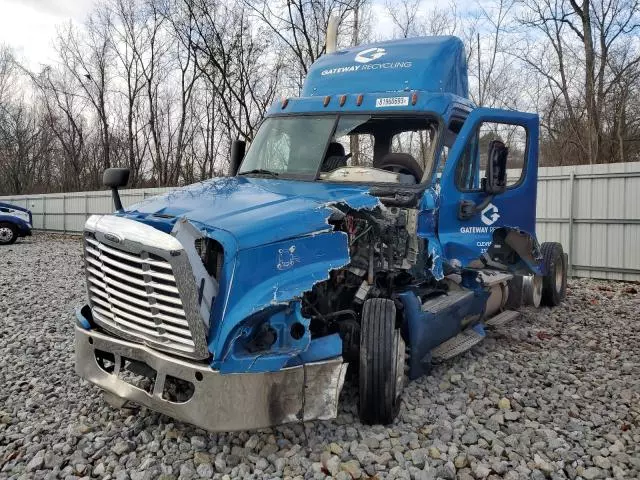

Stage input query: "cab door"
[{"left": 436, "top": 108, "right": 539, "bottom": 268}]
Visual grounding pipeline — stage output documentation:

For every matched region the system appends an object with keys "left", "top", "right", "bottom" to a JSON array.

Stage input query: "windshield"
[
  {"left": 238, "top": 114, "right": 439, "bottom": 184},
  {"left": 239, "top": 116, "right": 336, "bottom": 177}
]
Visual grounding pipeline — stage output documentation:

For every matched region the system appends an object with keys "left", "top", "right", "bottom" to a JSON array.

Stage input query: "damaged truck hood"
[
  {"left": 120, "top": 176, "right": 381, "bottom": 370},
  {"left": 125, "top": 176, "right": 379, "bottom": 249}
]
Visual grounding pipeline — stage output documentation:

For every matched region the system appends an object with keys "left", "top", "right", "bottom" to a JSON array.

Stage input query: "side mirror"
[
  {"left": 482, "top": 140, "right": 508, "bottom": 195},
  {"left": 230, "top": 140, "right": 246, "bottom": 176},
  {"left": 103, "top": 168, "right": 130, "bottom": 211},
  {"left": 103, "top": 168, "right": 130, "bottom": 188}
]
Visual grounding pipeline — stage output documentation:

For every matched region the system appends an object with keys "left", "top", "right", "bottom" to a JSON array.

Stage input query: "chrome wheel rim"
[
  {"left": 394, "top": 331, "right": 405, "bottom": 400},
  {"left": 555, "top": 260, "right": 564, "bottom": 294},
  {"left": 523, "top": 275, "right": 543, "bottom": 308},
  {"left": 532, "top": 275, "right": 543, "bottom": 307},
  {"left": 0, "top": 227, "right": 13, "bottom": 243}
]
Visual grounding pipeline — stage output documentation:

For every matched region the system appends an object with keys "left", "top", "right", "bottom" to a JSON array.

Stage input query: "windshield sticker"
[{"left": 376, "top": 97, "right": 409, "bottom": 108}]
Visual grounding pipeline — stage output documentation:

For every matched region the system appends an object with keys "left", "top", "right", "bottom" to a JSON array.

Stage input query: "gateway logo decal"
[
  {"left": 355, "top": 47, "right": 386, "bottom": 63},
  {"left": 481, "top": 203, "right": 500, "bottom": 226},
  {"left": 320, "top": 47, "right": 412, "bottom": 76}
]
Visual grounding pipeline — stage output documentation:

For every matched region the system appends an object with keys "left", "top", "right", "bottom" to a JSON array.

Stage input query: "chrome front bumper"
[{"left": 75, "top": 325, "right": 348, "bottom": 432}]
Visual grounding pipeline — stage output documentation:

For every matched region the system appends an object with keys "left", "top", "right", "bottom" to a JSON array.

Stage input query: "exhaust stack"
[{"left": 326, "top": 17, "right": 338, "bottom": 54}]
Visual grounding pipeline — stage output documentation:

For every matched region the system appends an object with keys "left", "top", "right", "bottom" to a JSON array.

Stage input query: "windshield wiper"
[{"left": 238, "top": 169, "right": 279, "bottom": 178}]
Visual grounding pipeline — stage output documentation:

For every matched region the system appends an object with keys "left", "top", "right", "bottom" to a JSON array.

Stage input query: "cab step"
[
  {"left": 485, "top": 310, "right": 520, "bottom": 328},
  {"left": 431, "top": 325, "right": 485, "bottom": 362}
]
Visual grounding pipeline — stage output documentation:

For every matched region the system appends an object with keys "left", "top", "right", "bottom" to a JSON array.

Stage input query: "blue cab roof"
[{"left": 301, "top": 36, "right": 469, "bottom": 98}]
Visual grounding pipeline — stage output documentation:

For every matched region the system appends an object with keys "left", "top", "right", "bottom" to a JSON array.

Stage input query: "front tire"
[
  {"left": 0, "top": 222, "right": 17, "bottom": 245},
  {"left": 359, "top": 298, "right": 404, "bottom": 425}
]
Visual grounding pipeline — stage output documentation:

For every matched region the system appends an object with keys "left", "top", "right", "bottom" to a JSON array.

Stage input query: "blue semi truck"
[{"left": 74, "top": 36, "right": 567, "bottom": 430}]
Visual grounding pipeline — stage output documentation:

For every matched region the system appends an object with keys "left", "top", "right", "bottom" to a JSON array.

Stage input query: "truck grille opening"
[
  {"left": 162, "top": 375, "right": 195, "bottom": 403},
  {"left": 194, "top": 237, "right": 224, "bottom": 279},
  {"left": 94, "top": 350, "right": 157, "bottom": 394},
  {"left": 84, "top": 235, "right": 199, "bottom": 356}
]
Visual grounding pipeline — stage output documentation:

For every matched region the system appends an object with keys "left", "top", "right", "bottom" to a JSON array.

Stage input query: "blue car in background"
[{"left": 0, "top": 202, "right": 33, "bottom": 245}]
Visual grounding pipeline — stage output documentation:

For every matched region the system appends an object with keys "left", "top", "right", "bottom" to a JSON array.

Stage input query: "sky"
[
  {"left": 0, "top": 0, "right": 403, "bottom": 69},
  {"left": 0, "top": 0, "right": 94, "bottom": 68}
]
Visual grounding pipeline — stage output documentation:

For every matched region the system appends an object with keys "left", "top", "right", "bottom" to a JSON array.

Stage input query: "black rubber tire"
[
  {"left": 0, "top": 222, "right": 18, "bottom": 245},
  {"left": 541, "top": 242, "right": 567, "bottom": 306},
  {"left": 359, "top": 298, "right": 403, "bottom": 425},
  {"left": 505, "top": 275, "right": 524, "bottom": 309}
]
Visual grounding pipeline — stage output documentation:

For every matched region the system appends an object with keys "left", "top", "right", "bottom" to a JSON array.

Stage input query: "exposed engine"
[{"left": 301, "top": 205, "right": 424, "bottom": 361}]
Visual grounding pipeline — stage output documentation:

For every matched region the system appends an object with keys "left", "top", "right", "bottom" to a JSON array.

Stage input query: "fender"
[
  {"left": 209, "top": 230, "right": 351, "bottom": 373},
  {"left": 0, "top": 214, "right": 32, "bottom": 235}
]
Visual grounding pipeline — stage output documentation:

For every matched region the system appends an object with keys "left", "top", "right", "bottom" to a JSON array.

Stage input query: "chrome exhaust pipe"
[{"left": 326, "top": 17, "right": 338, "bottom": 54}]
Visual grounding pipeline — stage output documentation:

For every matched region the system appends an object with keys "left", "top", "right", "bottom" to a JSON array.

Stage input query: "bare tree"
[
  {"left": 386, "top": 0, "right": 421, "bottom": 38},
  {"left": 3, "top": 0, "right": 640, "bottom": 196},
  {"left": 185, "top": 0, "right": 282, "bottom": 144},
  {"left": 519, "top": 0, "right": 640, "bottom": 164},
  {"left": 244, "top": 0, "right": 362, "bottom": 92},
  {"left": 468, "top": 0, "right": 519, "bottom": 108},
  {"left": 56, "top": 9, "right": 114, "bottom": 172},
  {"left": 108, "top": 0, "right": 148, "bottom": 184},
  {"left": 34, "top": 67, "right": 88, "bottom": 191}
]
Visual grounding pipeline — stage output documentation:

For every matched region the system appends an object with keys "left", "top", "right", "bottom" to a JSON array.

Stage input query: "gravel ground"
[{"left": 1, "top": 233, "right": 639, "bottom": 480}]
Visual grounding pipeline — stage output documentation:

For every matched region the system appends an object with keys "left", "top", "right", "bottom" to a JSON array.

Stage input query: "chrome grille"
[{"left": 84, "top": 235, "right": 198, "bottom": 355}]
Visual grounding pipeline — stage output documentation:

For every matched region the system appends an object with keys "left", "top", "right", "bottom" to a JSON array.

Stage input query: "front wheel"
[
  {"left": 0, "top": 222, "right": 17, "bottom": 245},
  {"left": 358, "top": 298, "right": 405, "bottom": 425}
]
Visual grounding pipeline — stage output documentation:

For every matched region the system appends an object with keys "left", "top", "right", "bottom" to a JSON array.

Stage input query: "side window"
[{"left": 455, "top": 122, "right": 527, "bottom": 191}]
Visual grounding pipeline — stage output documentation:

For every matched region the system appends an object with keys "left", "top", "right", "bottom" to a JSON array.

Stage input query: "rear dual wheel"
[
  {"left": 358, "top": 298, "right": 405, "bottom": 425},
  {"left": 540, "top": 242, "right": 567, "bottom": 306},
  {"left": 520, "top": 242, "right": 567, "bottom": 308}
]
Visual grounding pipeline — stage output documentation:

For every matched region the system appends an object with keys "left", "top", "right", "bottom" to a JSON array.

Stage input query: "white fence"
[
  {"left": 2, "top": 162, "right": 640, "bottom": 281},
  {"left": 535, "top": 162, "right": 640, "bottom": 282},
  {"left": 0, "top": 187, "right": 174, "bottom": 234}
]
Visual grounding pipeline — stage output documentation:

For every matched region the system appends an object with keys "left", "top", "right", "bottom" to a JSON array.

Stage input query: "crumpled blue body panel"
[
  {"left": 126, "top": 177, "right": 379, "bottom": 249},
  {"left": 118, "top": 177, "right": 380, "bottom": 372}
]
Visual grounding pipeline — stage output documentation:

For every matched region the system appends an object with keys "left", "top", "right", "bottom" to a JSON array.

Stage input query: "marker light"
[
  {"left": 356, "top": 94, "right": 363, "bottom": 106},
  {"left": 323, "top": 96, "right": 331, "bottom": 107},
  {"left": 339, "top": 95, "right": 347, "bottom": 106},
  {"left": 281, "top": 98, "right": 289, "bottom": 109},
  {"left": 411, "top": 92, "right": 418, "bottom": 106}
]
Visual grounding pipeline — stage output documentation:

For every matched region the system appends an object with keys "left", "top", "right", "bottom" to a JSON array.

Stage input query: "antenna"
[{"left": 326, "top": 16, "right": 338, "bottom": 54}]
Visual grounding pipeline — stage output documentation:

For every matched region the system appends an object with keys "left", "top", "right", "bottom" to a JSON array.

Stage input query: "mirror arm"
[{"left": 111, "top": 187, "right": 124, "bottom": 211}]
